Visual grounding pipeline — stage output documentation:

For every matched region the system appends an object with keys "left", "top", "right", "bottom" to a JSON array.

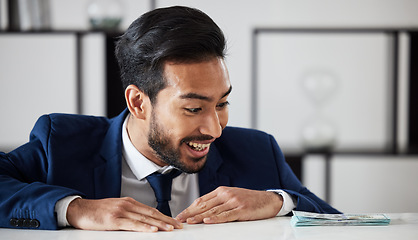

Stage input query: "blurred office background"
[{"left": 1, "top": 0, "right": 418, "bottom": 214}]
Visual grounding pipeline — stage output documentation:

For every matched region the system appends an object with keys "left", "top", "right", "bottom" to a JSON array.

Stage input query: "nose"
[{"left": 200, "top": 110, "right": 223, "bottom": 139}]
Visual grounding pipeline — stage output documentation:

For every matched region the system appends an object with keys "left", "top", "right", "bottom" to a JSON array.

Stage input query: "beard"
[{"left": 147, "top": 111, "right": 211, "bottom": 174}]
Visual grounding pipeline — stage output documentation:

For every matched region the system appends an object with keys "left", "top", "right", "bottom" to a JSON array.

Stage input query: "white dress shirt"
[{"left": 55, "top": 114, "right": 296, "bottom": 226}]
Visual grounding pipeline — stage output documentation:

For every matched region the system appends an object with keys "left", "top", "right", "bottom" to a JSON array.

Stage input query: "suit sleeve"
[
  {"left": 0, "top": 115, "right": 84, "bottom": 230},
  {"left": 268, "top": 134, "right": 341, "bottom": 214}
]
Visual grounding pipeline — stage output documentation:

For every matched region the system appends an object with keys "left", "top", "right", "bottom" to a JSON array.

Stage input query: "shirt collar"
[{"left": 121, "top": 114, "right": 176, "bottom": 180}]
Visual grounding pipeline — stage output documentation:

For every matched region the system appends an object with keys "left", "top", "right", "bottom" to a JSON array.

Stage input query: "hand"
[
  {"left": 67, "top": 197, "right": 183, "bottom": 232},
  {"left": 175, "top": 186, "right": 283, "bottom": 224}
]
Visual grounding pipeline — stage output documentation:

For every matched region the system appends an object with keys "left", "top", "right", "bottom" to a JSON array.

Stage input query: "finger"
[
  {"left": 124, "top": 210, "right": 179, "bottom": 231},
  {"left": 185, "top": 203, "right": 232, "bottom": 224},
  {"left": 176, "top": 192, "right": 221, "bottom": 222},
  {"left": 124, "top": 198, "right": 183, "bottom": 229},
  {"left": 140, "top": 208, "right": 183, "bottom": 229},
  {"left": 202, "top": 208, "right": 240, "bottom": 224},
  {"left": 115, "top": 217, "right": 159, "bottom": 232}
]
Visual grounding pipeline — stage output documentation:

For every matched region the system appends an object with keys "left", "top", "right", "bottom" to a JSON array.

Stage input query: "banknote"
[{"left": 291, "top": 210, "right": 390, "bottom": 226}]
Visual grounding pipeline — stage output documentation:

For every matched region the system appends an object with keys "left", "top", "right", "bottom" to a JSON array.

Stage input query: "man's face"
[{"left": 146, "top": 58, "right": 231, "bottom": 173}]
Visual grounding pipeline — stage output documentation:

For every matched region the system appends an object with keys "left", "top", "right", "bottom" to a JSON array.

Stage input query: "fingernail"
[
  {"left": 176, "top": 222, "right": 184, "bottom": 229},
  {"left": 150, "top": 226, "right": 158, "bottom": 232},
  {"left": 175, "top": 217, "right": 185, "bottom": 224},
  {"left": 165, "top": 224, "right": 174, "bottom": 231}
]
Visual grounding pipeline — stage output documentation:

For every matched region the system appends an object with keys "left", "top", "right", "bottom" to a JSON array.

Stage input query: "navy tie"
[{"left": 146, "top": 169, "right": 182, "bottom": 217}]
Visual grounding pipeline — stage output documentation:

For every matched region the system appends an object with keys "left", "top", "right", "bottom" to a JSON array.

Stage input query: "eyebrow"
[{"left": 180, "top": 85, "right": 232, "bottom": 101}]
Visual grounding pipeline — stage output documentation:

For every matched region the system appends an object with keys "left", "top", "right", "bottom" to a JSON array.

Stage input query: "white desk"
[{"left": 1, "top": 213, "right": 417, "bottom": 240}]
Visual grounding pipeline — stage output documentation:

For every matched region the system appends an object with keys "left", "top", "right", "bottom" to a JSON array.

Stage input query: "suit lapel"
[
  {"left": 93, "top": 109, "right": 129, "bottom": 199},
  {"left": 198, "top": 143, "right": 230, "bottom": 196}
]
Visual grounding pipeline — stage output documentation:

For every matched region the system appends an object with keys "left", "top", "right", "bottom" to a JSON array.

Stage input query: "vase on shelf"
[{"left": 87, "top": 0, "right": 123, "bottom": 31}]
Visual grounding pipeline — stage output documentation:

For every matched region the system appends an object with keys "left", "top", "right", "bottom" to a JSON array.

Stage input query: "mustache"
[{"left": 181, "top": 135, "right": 214, "bottom": 143}]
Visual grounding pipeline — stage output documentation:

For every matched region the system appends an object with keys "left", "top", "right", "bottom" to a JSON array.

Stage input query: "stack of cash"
[{"left": 291, "top": 211, "right": 391, "bottom": 226}]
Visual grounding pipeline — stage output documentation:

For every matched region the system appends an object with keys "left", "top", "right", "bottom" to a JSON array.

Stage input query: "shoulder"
[
  {"left": 30, "top": 113, "right": 112, "bottom": 142},
  {"left": 36, "top": 113, "right": 110, "bottom": 131},
  {"left": 29, "top": 109, "right": 129, "bottom": 142},
  {"left": 49, "top": 113, "right": 110, "bottom": 128}
]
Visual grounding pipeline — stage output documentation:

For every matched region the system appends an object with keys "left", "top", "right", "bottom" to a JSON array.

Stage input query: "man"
[{"left": 0, "top": 6, "right": 339, "bottom": 232}]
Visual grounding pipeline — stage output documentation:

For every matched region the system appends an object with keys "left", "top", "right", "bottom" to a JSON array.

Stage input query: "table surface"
[{"left": 1, "top": 213, "right": 417, "bottom": 240}]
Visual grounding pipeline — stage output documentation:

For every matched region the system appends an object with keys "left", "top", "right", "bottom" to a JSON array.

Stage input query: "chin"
[{"left": 179, "top": 156, "right": 207, "bottom": 174}]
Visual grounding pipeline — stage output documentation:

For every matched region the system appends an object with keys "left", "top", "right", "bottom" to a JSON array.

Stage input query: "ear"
[{"left": 125, "top": 85, "right": 150, "bottom": 120}]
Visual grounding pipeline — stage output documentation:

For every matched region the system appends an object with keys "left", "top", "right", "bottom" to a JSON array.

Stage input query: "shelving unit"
[
  {"left": 0, "top": 30, "right": 124, "bottom": 151},
  {"left": 251, "top": 27, "right": 418, "bottom": 209}
]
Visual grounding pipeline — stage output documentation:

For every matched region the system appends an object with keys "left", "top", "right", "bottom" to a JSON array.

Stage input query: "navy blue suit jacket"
[{"left": 0, "top": 109, "right": 339, "bottom": 230}]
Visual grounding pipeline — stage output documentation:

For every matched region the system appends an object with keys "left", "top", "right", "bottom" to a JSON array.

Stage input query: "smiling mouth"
[{"left": 186, "top": 141, "right": 211, "bottom": 151}]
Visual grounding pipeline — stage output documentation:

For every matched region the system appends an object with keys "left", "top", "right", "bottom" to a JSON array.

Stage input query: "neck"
[{"left": 126, "top": 115, "right": 168, "bottom": 167}]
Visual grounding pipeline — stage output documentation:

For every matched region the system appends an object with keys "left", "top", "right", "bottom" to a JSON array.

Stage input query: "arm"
[
  {"left": 0, "top": 115, "right": 85, "bottom": 230},
  {"left": 266, "top": 134, "right": 340, "bottom": 214},
  {"left": 176, "top": 130, "right": 339, "bottom": 224},
  {"left": 1, "top": 115, "right": 182, "bottom": 231},
  {"left": 66, "top": 197, "right": 182, "bottom": 232},
  {"left": 176, "top": 186, "right": 283, "bottom": 224}
]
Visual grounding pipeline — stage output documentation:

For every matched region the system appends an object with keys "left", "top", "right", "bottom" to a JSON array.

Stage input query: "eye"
[
  {"left": 184, "top": 108, "right": 202, "bottom": 113},
  {"left": 216, "top": 101, "right": 230, "bottom": 109}
]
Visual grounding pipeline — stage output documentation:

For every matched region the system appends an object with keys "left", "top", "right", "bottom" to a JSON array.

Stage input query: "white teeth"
[{"left": 187, "top": 142, "right": 210, "bottom": 151}]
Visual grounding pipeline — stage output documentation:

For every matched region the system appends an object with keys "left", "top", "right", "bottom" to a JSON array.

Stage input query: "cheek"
[
  {"left": 162, "top": 111, "right": 193, "bottom": 137},
  {"left": 219, "top": 111, "right": 229, "bottom": 129}
]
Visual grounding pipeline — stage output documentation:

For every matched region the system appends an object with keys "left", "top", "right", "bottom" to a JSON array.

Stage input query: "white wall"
[
  {"left": 0, "top": 32, "right": 108, "bottom": 151},
  {"left": 257, "top": 32, "right": 393, "bottom": 151},
  {"left": 0, "top": 34, "right": 78, "bottom": 150},
  {"left": 303, "top": 154, "right": 418, "bottom": 213},
  {"left": 330, "top": 155, "right": 418, "bottom": 213}
]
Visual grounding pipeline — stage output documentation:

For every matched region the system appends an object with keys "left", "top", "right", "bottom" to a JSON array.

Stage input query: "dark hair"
[{"left": 115, "top": 6, "right": 227, "bottom": 103}]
